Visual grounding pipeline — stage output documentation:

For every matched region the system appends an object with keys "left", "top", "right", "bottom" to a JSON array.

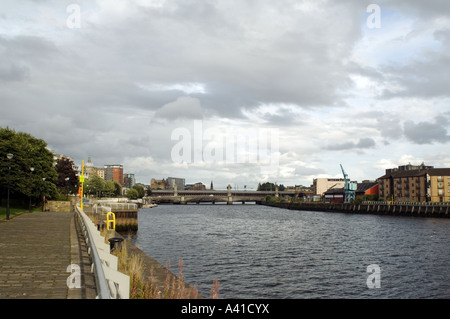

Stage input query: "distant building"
[
  {"left": 377, "top": 165, "right": 450, "bottom": 203},
  {"left": 324, "top": 182, "right": 378, "bottom": 203},
  {"left": 104, "top": 164, "right": 124, "bottom": 185},
  {"left": 428, "top": 169, "right": 450, "bottom": 203},
  {"left": 96, "top": 168, "right": 105, "bottom": 179},
  {"left": 151, "top": 179, "right": 167, "bottom": 190},
  {"left": 84, "top": 157, "right": 104, "bottom": 179},
  {"left": 313, "top": 178, "right": 346, "bottom": 196},
  {"left": 167, "top": 177, "right": 185, "bottom": 191},
  {"left": 123, "top": 173, "right": 136, "bottom": 189},
  {"left": 385, "top": 163, "right": 433, "bottom": 175},
  {"left": 185, "top": 182, "right": 206, "bottom": 190}
]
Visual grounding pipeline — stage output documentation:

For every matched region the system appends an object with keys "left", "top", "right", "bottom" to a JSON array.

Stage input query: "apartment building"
[
  {"left": 378, "top": 166, "right": 450, "bottom": 203},
  {"left": 104, "top": 164, "right": 124, "bottom": 185},
  {"left": 428, "top": 168, "right": 450, "bottom": 203}
]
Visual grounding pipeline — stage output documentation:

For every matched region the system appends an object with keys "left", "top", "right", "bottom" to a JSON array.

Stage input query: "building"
[
  {"left": 123, "top": 173, "right": 136, "bottom": 189},
  {"left": 313, "top": 178, "right": 346, "bottom": 196},
  {"left": 385, "top": 163, "right": 433, "bottom": 174},
  {"left": 150, "top": 179, "right": 167, "bottom": 190},
  {"left": 96, "top": 168, "right": 105, "bottom": 179},
  {"left": 324, "top": 182, "right": 378, "bottom": 203},
  {"left": 185, "top": 182, "right": 206, "bottom": 190},
  {"left": 167, "top": 177, "right": 185, "bottom": 191},
  {"left": 378, "top": 170, "right": 428, "bottom": 202},
  {"left": 104, "top": 164, "right": 124, "bottom": 185},
  {"left": 83, "top": 157, "right": 105, "bottom": 179},
  {"left": 377, "top": 165, "right": 450, "bottom": 203},
  {"left": 428, "top": 168, "right": 450, "bottom": 203}
]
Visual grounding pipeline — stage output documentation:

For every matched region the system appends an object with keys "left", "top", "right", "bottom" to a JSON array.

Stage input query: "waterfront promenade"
[{"left": 0, "top": 211, "right": 96, "bottom": 299}]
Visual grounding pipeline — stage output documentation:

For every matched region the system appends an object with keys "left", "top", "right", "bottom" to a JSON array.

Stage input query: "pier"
[{"left": 263, "top": 201, "right": 450, "bottom": 218}]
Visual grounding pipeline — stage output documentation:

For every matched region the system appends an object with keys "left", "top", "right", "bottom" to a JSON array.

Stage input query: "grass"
[
  {"left": 112, "top": 241, "right": 213, "bottom": 299},
  {"left": 85, "top": 210, "right": 220, "bottom": 299},
  {"left": 0, "top": 206, "right": 41, "bottom": 220}
]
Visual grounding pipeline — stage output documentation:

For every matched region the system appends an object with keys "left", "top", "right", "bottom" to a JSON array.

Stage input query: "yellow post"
[
  {"left": 80, "top": 160, "right": 85, "bottom": 210},
  {"left": 107, "top": 212, "right": 116, "bottom": 230}
]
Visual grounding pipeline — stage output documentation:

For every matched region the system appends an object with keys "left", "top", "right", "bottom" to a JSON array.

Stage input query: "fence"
[{"left": 75, "top": 206, "right": 130, "bottom": 299}]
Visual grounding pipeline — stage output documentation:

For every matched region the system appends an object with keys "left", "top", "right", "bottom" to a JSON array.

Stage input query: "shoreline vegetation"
[
  {"left": 92, "top": 215, "right": 219, "bottom": 299},
  {"left": 113, "top": 237, "right": 220, "bottom": 299}
]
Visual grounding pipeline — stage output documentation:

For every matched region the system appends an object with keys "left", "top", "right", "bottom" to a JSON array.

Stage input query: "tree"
[
  {"left": 84, "top": 175, "right": 105, "bottom": 197},
  {"left": 132, "top": 184, "right": 145, "bottom": 198},
  {"left": 0, "top": 127, "right": 58, "bottom": 206},
  {"left": 113, "top": 181, "right": 122, "bottom": 197},
  {"left": 104, "top": 180, "right": 116, "bottom": 197},
  {"left": 257, "top": 182, "right": 285, "bottom": 191},
  {"left": 55, "top": 157, "right": 78, "bottom": 198},
  {"left": 126, "top": 188, "right": 139, "bottom": 200}
]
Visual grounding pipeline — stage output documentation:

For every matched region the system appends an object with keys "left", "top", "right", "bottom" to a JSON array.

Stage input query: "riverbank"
[
  {"left": 262, "top": 201, "right": 450, "bottom": 218},
  {"left": 108, "top": 230, "right": 202, "bottom": 299}
]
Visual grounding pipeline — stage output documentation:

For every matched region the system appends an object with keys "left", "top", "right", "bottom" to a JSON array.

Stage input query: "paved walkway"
[{"left": 0, "top": 211, "right": 96, "bottom": 299}]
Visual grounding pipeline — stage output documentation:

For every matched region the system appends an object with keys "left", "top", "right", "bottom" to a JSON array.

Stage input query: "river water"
[{"left": 132, "top": 203, "right": 450, "bottom": 299}]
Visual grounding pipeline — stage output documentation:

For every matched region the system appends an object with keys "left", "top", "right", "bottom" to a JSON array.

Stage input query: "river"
[{"left": 132, "top": 203, "right": 450, "bottom": 299}]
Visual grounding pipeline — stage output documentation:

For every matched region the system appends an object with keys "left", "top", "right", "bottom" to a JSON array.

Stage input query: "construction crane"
[{"left": 340, "top": 164, "right": 357, "bottom": 203}]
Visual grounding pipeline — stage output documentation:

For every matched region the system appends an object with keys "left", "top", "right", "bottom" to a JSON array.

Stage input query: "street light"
[
  {"left": 29, "top": 167, "right": 34, "bottom": 212},
  {"left": 6, "top": 153, "right": 13, "bottom": 220},
  {"left": 42, "top": 177, "right": 46, "bottom": 211},
  {"left": 65, "top": 177, "right": 70, "bottom": 200}
]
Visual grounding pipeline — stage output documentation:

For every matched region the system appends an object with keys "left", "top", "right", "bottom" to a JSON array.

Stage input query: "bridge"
[{"left": 147, "top": 185, "right": 299, "bottom": 204}]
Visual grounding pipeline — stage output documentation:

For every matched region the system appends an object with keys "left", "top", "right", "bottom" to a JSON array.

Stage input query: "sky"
[{"left": 1, "top": 0, "right": 449, "bottom": 190}]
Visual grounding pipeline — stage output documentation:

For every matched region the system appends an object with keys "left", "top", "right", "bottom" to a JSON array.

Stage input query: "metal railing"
[
  {"left": 363, "top": 201, "right": 450, "bottom": 206},
  {"left": 75, "top": 206, "right": 130, "bottom": 299}
]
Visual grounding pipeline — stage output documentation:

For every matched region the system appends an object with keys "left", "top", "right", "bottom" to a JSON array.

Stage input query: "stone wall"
[{"left": 46, "top": 201, "right": 73, "bottom": 213}]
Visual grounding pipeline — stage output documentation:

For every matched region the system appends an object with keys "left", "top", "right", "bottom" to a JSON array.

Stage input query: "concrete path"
[{"left": 0, "top": 211, "right": 96, "bottom": 299}]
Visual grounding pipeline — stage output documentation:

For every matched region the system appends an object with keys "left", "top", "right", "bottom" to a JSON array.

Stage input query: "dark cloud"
[
  {"left": 324, "top": 138, "right": 376, "bottom": 151},
  {"left": 403, "top": 118, "right": 450, "bottom": 144}
]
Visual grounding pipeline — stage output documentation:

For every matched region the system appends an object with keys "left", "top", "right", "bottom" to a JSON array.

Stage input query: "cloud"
[
  {"left": 324, "top": 138, "right": 376, "bottom": 151},
  {"left": 152, "top": 96, "right": 203, "bottom": 122},
  {"left": 403, "top": 118, "right": 450, "bottom": 144},
  {"left": 1, "top": 0, "right": 450, "bottom": 188}
]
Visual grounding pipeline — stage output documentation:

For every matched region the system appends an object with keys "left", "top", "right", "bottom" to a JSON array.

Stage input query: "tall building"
[
  {"left": 104, "top": 164, "right": 124, "bottom": 185},
  {"left": 167, "top": 177, "right": 185, "bottom": 191},
  {"left": 123, "top": 173, "right": 136, "bottom": 189}
]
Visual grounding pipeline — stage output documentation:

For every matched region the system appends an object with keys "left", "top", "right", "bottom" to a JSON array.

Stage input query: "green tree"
[
  {"left": 55, "top": 157, "right": 79, "bottom": 199},
  {"left": 126, "top": 188, "right": 139, "bottom": 200},
  {"left": 84, "top": 175, "right": 105, "bottom": 197},
  {"left": 132, "top": 184, "right": 145, "bottom": 198},
  {"left": 0, "top": 127, "right": 58, "bottom": 206},
  {"left": 257, "top": 182, "right": 285, "bottom": 191},
  {"left": 113, "top": 181, "right": 122, "bottom": 197},
  {"left": 104, "top": 180, "right": 116, "bottom": 197}
]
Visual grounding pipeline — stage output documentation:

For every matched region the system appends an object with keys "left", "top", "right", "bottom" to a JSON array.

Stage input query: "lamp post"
[
  {"left": 65, "top": 177, "right": 70, "bottom": 200},
  {"left": 29, "top": 167, "right": 34, "bottom": 212},
  {"left": 42, "top": 177, "right": 46, "bottom": 211},
  {"left": 6, "top": 153, "right": 13, "bottom": 220}
]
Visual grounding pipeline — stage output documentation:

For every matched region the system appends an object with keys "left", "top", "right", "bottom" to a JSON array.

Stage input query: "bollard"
[
  {"left": 106, "top": 212, "right": 115, "bottom": 230},
  {"left": 108, "top": 237, "right": 124, "bottom": 252}
]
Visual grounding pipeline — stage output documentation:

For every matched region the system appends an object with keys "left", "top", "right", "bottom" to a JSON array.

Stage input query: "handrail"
[
  {"left": 75, "top": 206, "right": 112, "bottom": 299},
  {"left": 75, "top": 206, "right": 130, "bottom": 299}
]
